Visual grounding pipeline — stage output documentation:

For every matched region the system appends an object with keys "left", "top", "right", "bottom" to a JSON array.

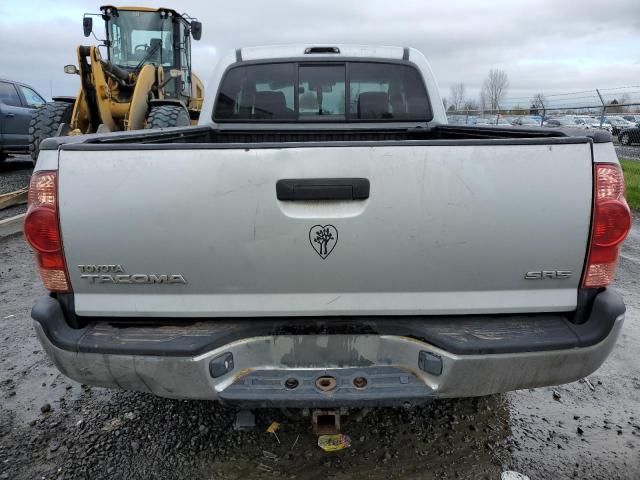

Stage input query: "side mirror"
[
  {"left": 191, "top": 21, "right": 202, "bottom": 41},
  {"left": 83, "top": 17, "right": 93, "bottom": 37}
]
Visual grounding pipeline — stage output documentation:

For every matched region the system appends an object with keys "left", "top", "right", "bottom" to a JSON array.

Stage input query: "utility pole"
[{"left": 596, "top": 89, "right": 606, "bottom": 127}]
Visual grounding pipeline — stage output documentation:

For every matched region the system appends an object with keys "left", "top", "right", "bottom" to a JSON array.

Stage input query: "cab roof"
[
  {"left": 238, "top": 45, "right": 409, "bottom": 62},
  {"left": 100, "top": 5, "right": 181, "bottom": 17}
]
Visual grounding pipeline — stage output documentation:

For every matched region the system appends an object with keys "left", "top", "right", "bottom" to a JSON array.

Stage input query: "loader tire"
[
  {"left": 145, "top": 105, "right": 190, "bottom": 129},
  {"left": 29, "top": 102, "right": 73, "bottom": 163}
]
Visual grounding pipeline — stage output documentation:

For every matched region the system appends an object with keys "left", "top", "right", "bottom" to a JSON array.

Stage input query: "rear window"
[
  {"left": 298, "top": 65, "right": 346, "bottom": 120},
  {"left": 214, "top": 61, "right": 431, "bottom": 122},
  {"left": 349, "top": 63, "right": 428, "bottom": 120}
]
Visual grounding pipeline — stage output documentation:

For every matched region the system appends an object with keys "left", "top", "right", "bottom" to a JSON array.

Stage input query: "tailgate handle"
[{"left": 276, "top": 178, "right": 370, "bottom": 201}]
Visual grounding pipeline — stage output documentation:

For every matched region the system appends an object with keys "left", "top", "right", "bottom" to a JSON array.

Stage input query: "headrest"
[
  {"left": 357, "top": 91, "right": 390, "bottom": 119},
  {"left": 254, "top": 91, "right": 287, "bottom": 117}
]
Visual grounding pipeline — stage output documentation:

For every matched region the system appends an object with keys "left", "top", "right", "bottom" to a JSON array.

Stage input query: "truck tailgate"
[{"left": 57, "top": 141, "right": 593, "bottom": 317}]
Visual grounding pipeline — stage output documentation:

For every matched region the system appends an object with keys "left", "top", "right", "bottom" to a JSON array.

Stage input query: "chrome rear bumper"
[{"left": 34, "top": 306, "right": 624, "bottom": 406}]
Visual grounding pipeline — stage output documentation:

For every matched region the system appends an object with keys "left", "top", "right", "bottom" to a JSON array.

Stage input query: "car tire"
[
  {"left": 145, "top": 105, "right": 190, "bottom": 129},
  {"left": 29, "top": 102, "right": 74, "bottom": 163},
  {"left": 620, "top": 133, "right": 630, "bottom": 145}
]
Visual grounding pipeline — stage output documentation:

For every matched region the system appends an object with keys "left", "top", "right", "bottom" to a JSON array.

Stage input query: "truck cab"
[{"left": 99, "top": 5, "right": 200, "bottom": 103}]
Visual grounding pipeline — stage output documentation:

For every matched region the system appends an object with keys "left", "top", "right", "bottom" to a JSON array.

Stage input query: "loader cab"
[{"left": 97, "top": 6, "right": 200, "bottom": 102}]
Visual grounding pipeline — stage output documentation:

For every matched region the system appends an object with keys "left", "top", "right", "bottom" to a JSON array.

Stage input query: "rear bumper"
[{"left": 32, "top": 290, "right": 625, "bottom": 407}]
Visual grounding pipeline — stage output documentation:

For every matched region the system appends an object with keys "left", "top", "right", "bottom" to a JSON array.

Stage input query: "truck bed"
[{"left": 41, "top": 124, "right": 612, "bottom": 150}]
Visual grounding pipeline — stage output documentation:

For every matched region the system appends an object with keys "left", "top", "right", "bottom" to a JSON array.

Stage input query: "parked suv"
[
  {"left": 0, "top": 78, "right": 46, "bottom": 162},
  {"left": 604, "top": 116, "right": 636, "bottom": 135},
  {"left": 618, "top": 126, "right": 640, "bottom": 145}
]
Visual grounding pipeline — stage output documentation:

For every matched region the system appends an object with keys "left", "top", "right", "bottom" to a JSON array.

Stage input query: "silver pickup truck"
[{"left": 25, "top": 45, "right": 631, "bottom": 409}]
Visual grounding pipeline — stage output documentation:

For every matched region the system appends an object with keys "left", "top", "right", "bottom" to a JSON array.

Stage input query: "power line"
[
  {"left": 489, "top": 87, "right": 640, "bottom": 109},
  {"left": 598, "top": 85, "right": 640, "bottom": 92},
  {"left": 480, "top": 86, "right": 640, "bottom": 104}
]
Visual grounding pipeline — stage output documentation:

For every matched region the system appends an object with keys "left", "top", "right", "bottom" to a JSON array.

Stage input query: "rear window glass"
[
  {"left": 349, "top": 63, "right": 429, "bottom": 120},
  {"left": 298, "top": 65, "right": 346, "bottom": 120},
  {"left": 214, "top": 61, "right": 430, "bottom": 122},
  {"left": 215, "top": 63, "right": 295, "bottom": 120}
]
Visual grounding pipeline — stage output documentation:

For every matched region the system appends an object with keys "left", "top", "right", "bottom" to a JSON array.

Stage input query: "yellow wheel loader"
[{"left": 29, "top": 5, "right": 204, "bottom": 160}]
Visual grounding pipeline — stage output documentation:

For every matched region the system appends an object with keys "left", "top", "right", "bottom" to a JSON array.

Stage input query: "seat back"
[
  {"left": 254, "top": 91, "right": 289, "bottom": 119},
  {"left": 357, "top": 92, "right": 390, "bottom": 119}
]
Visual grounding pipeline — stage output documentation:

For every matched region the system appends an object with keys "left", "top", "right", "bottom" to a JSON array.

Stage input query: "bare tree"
[
  {"left": 479, "top": 90, "right": 488, "bottom": 113},
  {"left": 608, "top": 99, "right": 622, "bottom": 114},
  {"left": 530, "top": 93, "right": 547, "bottom": 116},
  {"left": 481, "top": 69, "right": 509, "bottom": 111},
  {"left": 462, "top": 99, "right": 479, "bottom": 112},
  {"left": 449, "top": 82, "right": 466, "bottom": 111},
  {"left": 530, "top": 93, "right": 547, "bottom": 109},
  {"left": 613, "top": 93, "right": 631, "bottom": 113}
]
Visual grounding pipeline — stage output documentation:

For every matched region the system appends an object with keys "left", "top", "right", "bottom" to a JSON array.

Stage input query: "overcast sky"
[{"left": 2, "top": 0, "right": 640, "bottom": 107}]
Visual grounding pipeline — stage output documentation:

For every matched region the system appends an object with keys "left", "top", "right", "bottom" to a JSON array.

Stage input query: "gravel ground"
[
  {"left": 0, "top": 155, "right": 32, "bottom": 195},
  {"left": 0, "top": 204, "right": 27, "bottom": 222},
  {"left": 0, "top": 155, "right": 32, "bottom": 220},
  {"left": 615, "top": 145, "right": 640, "bottom": 161},
  {"left": 0, "top": 220, "right": 639, "bottom": 478}
]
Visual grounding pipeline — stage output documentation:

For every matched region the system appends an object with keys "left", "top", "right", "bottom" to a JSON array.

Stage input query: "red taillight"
[
  {"left": 24, "top": 208, "right": 60, "bottom": 252},
  {"left": 583, "top": 163, "right": 632, "bottom": 288},
  {"left": 23, "top": 171, "right": 71, "bottom": 292}
]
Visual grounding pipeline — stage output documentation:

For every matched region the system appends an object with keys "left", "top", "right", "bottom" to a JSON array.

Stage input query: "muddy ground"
[{"left": 0, "top": 161, "right": 639, "bottom": 479}]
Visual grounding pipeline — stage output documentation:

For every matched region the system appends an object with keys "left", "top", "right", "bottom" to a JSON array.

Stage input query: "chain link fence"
[{"left": 445, "top": 85, "right": 640, "bottom": 145}]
